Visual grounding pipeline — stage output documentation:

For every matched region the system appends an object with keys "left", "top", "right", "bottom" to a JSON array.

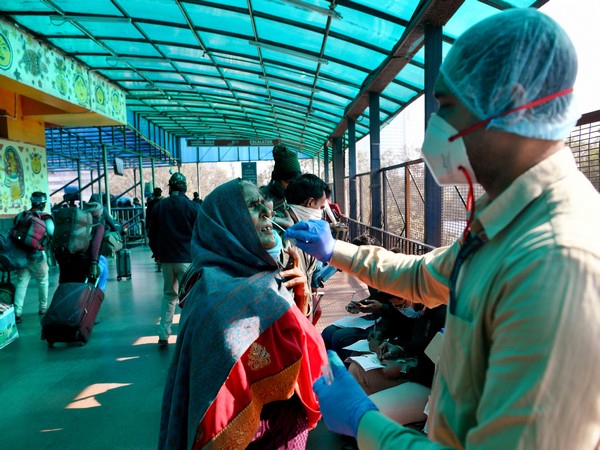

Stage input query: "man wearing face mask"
[
  {"left": 281, "top": 173, "right": 330, "bottom": 320},
  {"left": 284, "top": 8, "right": 600, "bottom": 449}
]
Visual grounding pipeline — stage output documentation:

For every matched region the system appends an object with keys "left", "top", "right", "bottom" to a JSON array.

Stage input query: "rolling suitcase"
[
  {"left": 41, "top": 281, "right": 104, "bottom": 347},
  {"left": 116, "top": 249, "right": 131, "bottom": 281}
]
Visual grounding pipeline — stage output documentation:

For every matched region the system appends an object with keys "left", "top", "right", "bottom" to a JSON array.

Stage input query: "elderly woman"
[{"left": 159, "top": 179, "right": 327, "bottom": 450}]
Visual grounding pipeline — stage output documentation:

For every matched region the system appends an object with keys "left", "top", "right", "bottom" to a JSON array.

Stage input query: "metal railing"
[
  {"left": 111, "top": 207, "right": 146, "bottom": 245},
  {"left": 342, "top": 216, "right": 436, "bottom": 255}
]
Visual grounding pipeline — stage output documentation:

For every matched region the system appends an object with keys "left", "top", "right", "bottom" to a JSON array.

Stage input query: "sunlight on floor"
[
  {"left": 65, "top": 383, "right": 132, "bottom": 409},
  {"left": 154, "top": 313, "right": 181, "bottom": 326},
  {"left": 116, "top": 356, "right": 140, "bottom": 361},
  {"left": 132, "top": 335, "right": 177, "bottom": 345}
]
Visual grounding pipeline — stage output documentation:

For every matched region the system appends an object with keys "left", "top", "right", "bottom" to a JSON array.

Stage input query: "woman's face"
[{"left": 240, "top": 182, "right": 276, "bottom": 249}]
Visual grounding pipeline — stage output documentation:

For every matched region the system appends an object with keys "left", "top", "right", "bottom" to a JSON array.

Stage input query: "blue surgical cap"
[{"left": 440, "top": 8, "right": 579, "bottom": 140}]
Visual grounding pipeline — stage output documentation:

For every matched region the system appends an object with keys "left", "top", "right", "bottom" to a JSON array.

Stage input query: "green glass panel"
[
  {"left": 186, "top": 75, "right": 228, "bottom": 88},
  {"left": 444, "top": 0, "right": 501, "bottom": 40},
  {"left": 348, "top": 0, "right": 417, "bottom": 19},
  {"left": 395, "top": 63, "right": 424, "bottom": 91},
  {"left": 101, "top": 70, "right": 145, "bottom": 81},
  {"left": 173, "top": 61, "right": 221, "bottom": 77},
  {"left": 214, "top": 56, "right": 261, "bottom": 71},
  {"left": 324, "top": 36, "right": 386, "bottom": 70},
  {"left": 48, "top": 37, "right": 107, "bottom": 54},
  {"left": 228, "top": 80, "right": 268, "bottom": 97},
  {"left": 185, "top": 4, "right": 254, "bottom": 36},
  {"left": 330, "top": 6, "right": 407, "bottom": 51},
  {"left": 122, "top": 0, "right": 187, "bottom": 23},
  {"left": 313, "top": 90, "right": 352, "bottom": 107},
  {"left": 156, "top": 45, "right": 206, "bottom": 63},
  {"left": 137, "top": 23, "right": 197, "bottom": 46},
  {"left": 382, "top": 81, "right": 419, "bottom": 104},
  {"left": 102, "top": 40, "right": 160, "bottom": 56},
  {"left": 255, "top": 17, "right": 323, "bottom": 54},
  {"left": 320, "top": 61, "right": 368, "bottom": 86},
  {"left": 12, "top": 16, "right": 84, "bottom": 36},
  {"left": 143, "top": 72, "right": 186, "bottom": 83}
]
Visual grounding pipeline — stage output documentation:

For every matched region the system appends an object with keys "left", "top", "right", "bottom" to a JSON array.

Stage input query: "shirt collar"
[{"left": 473, "top": 147, "right": 577, "bottom": 241}]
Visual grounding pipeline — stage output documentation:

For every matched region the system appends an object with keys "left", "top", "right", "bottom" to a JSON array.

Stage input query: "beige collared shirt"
[{"left": 331, "top": 147, "right": 600, "bottom": 449}]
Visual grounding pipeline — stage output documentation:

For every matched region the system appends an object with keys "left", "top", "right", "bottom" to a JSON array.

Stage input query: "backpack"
[
  {"left": 10, "top": 211, "right": 48, "bottom": 251},
  {"left": 52, "top": 207, "right": 93, "bottom": 254},
  {"left": 0, "top": 231, "right": 28, "bottom": 271}
]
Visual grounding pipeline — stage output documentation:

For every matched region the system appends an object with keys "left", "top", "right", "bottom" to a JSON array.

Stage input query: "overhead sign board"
[{"left": 187, "top": 138, "right": 280, "bottom": 147}]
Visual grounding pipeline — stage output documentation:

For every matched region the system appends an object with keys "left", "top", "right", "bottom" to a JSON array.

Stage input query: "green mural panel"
[{"left": 0, "top": 20, "right": 126, "bottom": 124}]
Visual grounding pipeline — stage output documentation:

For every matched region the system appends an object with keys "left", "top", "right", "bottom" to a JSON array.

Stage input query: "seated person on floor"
[
  {"left": 159, "top": 179, "right": 327, "bottom": 450},
  {"left": 321, "top": 240, "right": 414, "bottom": 361},
  {"left": 348, "top": 303, "right": 446, "bottom": 427},
  {"left": 322, "top": 287, "right": 416, "bottom": 362}
]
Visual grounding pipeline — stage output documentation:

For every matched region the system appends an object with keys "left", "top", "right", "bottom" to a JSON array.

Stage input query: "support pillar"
[
  {"left": 348, "top": 117, "right": 357, "bottom": 236},
  {"left": 424, "top": 23, "right": 443, "bottom": 247},
  {"left": 332, "top": 136, "right": 346, "bottom": 213},
  {"left": 369, "top": 91, "right": 382, "bottom": 231}
]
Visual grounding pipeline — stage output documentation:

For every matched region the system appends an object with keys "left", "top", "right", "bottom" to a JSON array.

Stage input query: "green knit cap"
[{"left": 272, "top": 144, "right": 301, "bottom": 181}]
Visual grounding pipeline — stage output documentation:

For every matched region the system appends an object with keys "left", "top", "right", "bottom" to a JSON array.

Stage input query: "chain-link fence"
[{"left": 567, "top": 114, "right": 599, "bottom": 191}]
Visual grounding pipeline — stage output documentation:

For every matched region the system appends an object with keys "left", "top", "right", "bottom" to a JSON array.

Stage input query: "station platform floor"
[{"left": 0, "top": 245, "right": 369, "bottom": 449}]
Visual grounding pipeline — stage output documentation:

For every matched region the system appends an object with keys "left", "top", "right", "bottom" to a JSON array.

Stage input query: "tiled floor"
[{"left": 0, "top": 245, "right": 368, "bottom": 449}]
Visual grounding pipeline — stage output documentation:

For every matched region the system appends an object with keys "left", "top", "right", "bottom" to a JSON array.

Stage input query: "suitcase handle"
[{"left": 84, "top": 277, "right": 100, "bottom": 288}]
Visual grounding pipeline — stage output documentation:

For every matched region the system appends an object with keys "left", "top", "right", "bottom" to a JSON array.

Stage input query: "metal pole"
[
  {"left": 97, "top": 161, "right": 103, "bottom": 203},
  {"left": 133, "top": 168, "right": 137, "bottom": 200},
  {"left": 139, "top": 154, "right": 147, "bottom": 244},
  {"left": 102, "top": 144, "right": 111, "bottom": 216},
  {"left": 76, "top": 159, "right": 83, "bottom": 208},
  {"left": 196, "top": 147, "right": 200, "bottom": 197},
  {"left": 151, "top": 159, "right": 156, "bottom": 192},
  {"left": 324, "top": 142, "right": 329, "bottom": 184}
]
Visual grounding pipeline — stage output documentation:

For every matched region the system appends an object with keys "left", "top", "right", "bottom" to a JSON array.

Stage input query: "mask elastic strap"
[
  {"left": 449, "top": 87, "right": 574, "bottom": 142},
  {"left": 459, "top": 166, "right": 475, "bottom": 242}
]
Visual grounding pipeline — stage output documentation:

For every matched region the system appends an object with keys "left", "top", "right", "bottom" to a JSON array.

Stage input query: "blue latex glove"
[
  {"left": 284, "top": 219, "right": 335, "bottom": 263},
  {"left": 313, "top": 351, "right": 379, "bottom": 437}
]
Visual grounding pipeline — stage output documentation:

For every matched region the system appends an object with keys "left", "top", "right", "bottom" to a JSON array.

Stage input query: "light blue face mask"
[
  {"left": 266, "top": 231, "right": 283, "bottom": 263},
  {"left": 400, "top": 305, "right": 423, "bottom": 319}
]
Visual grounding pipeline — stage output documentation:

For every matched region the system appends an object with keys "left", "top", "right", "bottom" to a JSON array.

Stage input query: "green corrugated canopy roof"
[{"left": 1, "top": 0, "right": 546, "bottom": 162}]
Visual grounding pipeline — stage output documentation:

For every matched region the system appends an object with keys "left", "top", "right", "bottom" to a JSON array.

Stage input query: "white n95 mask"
[{"left": 421, "top": 113, "right": 477, "bottom": 186}]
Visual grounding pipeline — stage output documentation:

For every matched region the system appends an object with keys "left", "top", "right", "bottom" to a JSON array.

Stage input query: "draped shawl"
[{"left": 159, "top": 179, "right": 314, "bottom": 449}]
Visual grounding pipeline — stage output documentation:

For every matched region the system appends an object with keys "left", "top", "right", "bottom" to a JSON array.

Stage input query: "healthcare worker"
[{"left": 285, "top": 8, "right": 600, "bottom": 449}]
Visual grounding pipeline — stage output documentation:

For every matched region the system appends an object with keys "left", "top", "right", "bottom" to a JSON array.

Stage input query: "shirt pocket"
[{"left": 438, "top": 313, "right": 480, "bottom": 404}]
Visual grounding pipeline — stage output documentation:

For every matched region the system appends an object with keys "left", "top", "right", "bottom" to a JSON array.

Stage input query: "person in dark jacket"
[
  {"left": 148, "top": 173, "right": 200, "bottom": 347},
  {"left": 145, "top": 187, "right": 163, "bottom": 233}
]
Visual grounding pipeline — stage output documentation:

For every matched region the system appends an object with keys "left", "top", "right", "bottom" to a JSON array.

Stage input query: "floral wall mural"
[
  {"left": 0, "top": 139, "right": 49, "bottom": 216},
  {"left": 0, "top": 19, "right": 126, "bottom": 124}
]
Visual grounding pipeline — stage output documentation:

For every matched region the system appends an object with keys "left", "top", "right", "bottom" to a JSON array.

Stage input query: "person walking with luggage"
[
  {"left": 54, "top": 202, "right": 107, "bottom": 291},
  {"left": 149, "top": 173, "right": 200, "bottom": 347},
  {"left": 12, "top": 192, "right": 54, "bottom": 323}
]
